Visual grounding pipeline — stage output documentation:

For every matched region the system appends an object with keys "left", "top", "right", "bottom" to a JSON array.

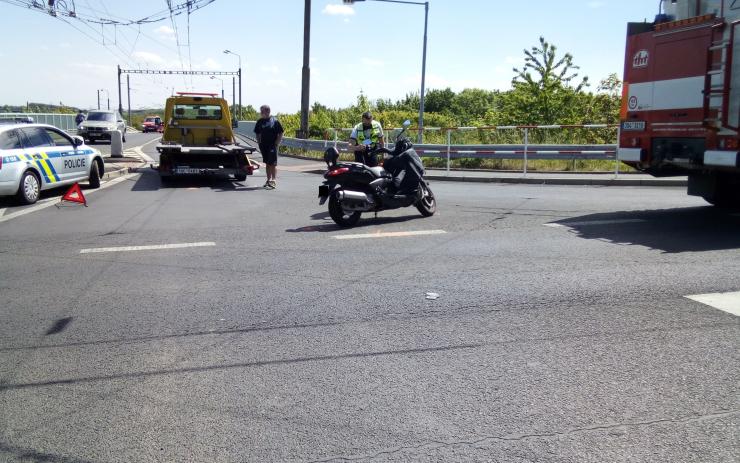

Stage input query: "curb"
[
  {"left": 423, "top": 175, "right": 688, "bottom": 187},
  {"left": 102, "top": 155, "right": 148, "bottom": 181}
]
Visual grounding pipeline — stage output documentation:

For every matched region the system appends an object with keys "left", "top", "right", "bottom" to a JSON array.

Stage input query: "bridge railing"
[
  {"left": 0, "top": 113, "right": 78, "bottom": 131},
  {"left": 238, "top": 123, "right": 621, "bottom": 176}
]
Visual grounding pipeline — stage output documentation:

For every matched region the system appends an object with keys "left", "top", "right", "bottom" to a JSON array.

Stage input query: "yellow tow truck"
[{"left": 156, "top": 92, "right": 258, "bottom": 182}]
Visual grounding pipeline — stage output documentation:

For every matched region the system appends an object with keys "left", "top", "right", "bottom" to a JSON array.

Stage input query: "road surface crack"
[{"left": 310, "top": 409, "right": 739, "bottom": 462}]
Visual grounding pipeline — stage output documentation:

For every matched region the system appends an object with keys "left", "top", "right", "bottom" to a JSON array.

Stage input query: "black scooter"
[{"left": 318, "top": 120, "right": 436, "bottom": 227}]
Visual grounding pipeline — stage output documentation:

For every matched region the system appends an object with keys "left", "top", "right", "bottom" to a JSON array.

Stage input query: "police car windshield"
[{"left": 87, "top": 112, "right": 116, "bottom": 122}]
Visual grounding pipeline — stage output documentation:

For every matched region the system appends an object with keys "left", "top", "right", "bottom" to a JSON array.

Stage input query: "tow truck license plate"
[
  {"left": 622, "top": 121, "right": 646, "bottom": 131},
  {"left": 175, "top": 168, "right": 201, "bottom": 174}
]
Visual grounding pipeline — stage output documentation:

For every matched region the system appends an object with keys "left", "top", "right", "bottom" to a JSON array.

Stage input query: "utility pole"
[
  {"left": 238, "top": 67, "right": 242, "bottom": 121},
  {"left": 418, "top": 1, "right": 428, "bottom": 143},
  {"left": 127, "top": 75, "right": 131, "bottom": 124},
  {"left": 97, "top": 89, "right": 101, "bottom": 110},
  {"left": 299, "top": 0, "right": 311, "bottom": 138},
  {"left": 232, "top": 76, "right": 236, "bottom": 119},
  {"left": 117, "top": 65, "right": 123, "bottom": 116},
  {"left": 223, "top": 51, "right": 243, "bottom": 120}
]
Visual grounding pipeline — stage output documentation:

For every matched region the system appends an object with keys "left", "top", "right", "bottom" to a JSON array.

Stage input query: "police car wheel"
[
  {"left": 89, "top": 161, "right": 101, "bottom": 188},
  {"left": 17, "top": 171, "right": 40, "bottom": 205}
]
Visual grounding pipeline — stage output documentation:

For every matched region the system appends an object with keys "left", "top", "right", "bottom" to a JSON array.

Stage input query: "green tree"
[
  {"left": 594, "top": 73, "right": 622, "bottom": 124},
  {"left": 511, "top": 36, "right": 589, "bottom": 124},
  {"left": 424, "top": 88, "right": 456, "bottom": 114},
  {"left": 451, "top": 88, "right": 498, "bottom": 125}
]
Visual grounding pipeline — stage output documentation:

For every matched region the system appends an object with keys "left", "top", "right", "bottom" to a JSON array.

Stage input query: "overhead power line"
[{"left": 1, "top": 0, "right": 215, "bottom": 25}]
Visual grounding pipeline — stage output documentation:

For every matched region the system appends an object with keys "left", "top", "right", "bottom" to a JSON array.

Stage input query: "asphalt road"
[{"left": 0, "top": 133, "right": 738, "bottom": 462}]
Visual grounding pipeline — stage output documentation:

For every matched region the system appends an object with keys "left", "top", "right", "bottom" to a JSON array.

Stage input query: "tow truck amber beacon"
[{"left": 618, "top": 0, "right": 740, "bottom": 207}]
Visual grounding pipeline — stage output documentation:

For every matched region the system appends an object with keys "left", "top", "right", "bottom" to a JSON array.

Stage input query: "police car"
[{"left": 0, "top": 123, "right": 105, "bottom": 204}]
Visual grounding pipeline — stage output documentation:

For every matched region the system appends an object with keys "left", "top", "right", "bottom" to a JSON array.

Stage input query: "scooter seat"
[{"left": 368, "top": 166, "right": 388, "bottom": 177}]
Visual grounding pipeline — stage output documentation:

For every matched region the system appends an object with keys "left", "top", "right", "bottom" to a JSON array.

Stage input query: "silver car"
[
  {"left": 77, "top": 110, "right": 127, "bottom": 144},
  {"left": 0, "top": 123, "right": 105, "bottom": 204}
]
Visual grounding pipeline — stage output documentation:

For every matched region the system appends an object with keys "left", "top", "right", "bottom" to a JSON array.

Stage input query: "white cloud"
[
  {"left": 259, "top": 65, "right": 280, "bottom": 74},
  {"left": 71, "top": 62, "right": 117, "bottom": 78},
  {"left": 265, "top": 79, "right": 288, "bottom": 88},
  {"left": 132, "top": 51, "right": 164, "bottom": 64},
  {"left": 361, "top": 58, "right": 384, "bottom": 67},
  {"left": 401, "top": 73, "right": 497, "bottom": 92},
  {"left": 192, "top": 58, "right": 221, "bottom": 71},
  {"left": 322, "top": 4, "right": 355, "bottom": 16},
  {"left": 155, "top": 25, "right": 176, "bottom": 40}
]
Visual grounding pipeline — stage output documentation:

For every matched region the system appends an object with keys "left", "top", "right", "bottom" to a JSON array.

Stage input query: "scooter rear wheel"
[{"left": 329, "top": 195, "right": 361, "bottom": 227}]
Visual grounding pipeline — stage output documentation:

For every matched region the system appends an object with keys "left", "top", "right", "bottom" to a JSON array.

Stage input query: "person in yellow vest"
[{"left": 349, "top": 111, "right": 385, "bottom": 167}]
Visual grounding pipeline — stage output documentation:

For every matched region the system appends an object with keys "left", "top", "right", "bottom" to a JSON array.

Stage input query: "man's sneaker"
[
  {"left": 263, "top": 180, "right": 271, "bottom": 189},
  {"left": 269, "top": 180, "right": 276, "bottom": 189}
]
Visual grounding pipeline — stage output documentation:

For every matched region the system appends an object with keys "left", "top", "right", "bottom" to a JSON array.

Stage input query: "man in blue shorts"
[{"left": 254, "top": 105, "right": 284, "bottom": 189}]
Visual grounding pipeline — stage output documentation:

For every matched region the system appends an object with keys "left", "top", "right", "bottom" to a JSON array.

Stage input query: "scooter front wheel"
[
  {"left": 416, "top": 182, "right": 436, "bottom": 217},
  {"left": 329, "top": 194, "right": 362, "bottom": 227}
]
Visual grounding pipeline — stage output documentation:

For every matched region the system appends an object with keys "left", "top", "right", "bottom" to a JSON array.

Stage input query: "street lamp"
[
  {"left": 223, "top": 49, "right": 242, "bottom": 120},
  {"left": 210, "top": 76, "right": 224, "bottom": 99},
  {"left": 344, "top": 0, "right": 429, "bottom": 142}
]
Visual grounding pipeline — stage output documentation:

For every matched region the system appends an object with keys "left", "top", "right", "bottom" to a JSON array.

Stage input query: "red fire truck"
[{"left": 618, "top": 0, "right": 740, "bottom": 206}]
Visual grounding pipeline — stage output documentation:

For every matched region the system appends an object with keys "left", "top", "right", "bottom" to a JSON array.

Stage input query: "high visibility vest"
[{"left": 354, "top": 121, "right": 382, "bottom": 144}]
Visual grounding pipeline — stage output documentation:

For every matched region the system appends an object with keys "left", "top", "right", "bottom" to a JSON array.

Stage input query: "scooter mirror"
[{"left": 402, "top": 120, "right": 411, "bottom": 128}]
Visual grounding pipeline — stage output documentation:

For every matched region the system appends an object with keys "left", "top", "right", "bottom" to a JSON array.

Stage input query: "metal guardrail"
[
  {"left": 0, "top": 113, "right": 78, "bottom": 131},
  {"left": 236, "top": 121, "right": 621, "bottom": 175}
]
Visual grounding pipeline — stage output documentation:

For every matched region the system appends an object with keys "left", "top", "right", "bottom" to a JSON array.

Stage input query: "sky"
[{"left": 0, "top": 0, "right": 660, "bottom": 114}]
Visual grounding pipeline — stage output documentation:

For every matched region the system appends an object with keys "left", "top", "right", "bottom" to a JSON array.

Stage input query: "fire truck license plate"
[{"left": 622, "top": 121, "right": 646, "bottom": 131}]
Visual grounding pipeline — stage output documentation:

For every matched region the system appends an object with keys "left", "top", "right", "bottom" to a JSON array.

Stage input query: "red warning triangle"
[{"left": 61, "top": 182, "right": 87, "bottom": 206}]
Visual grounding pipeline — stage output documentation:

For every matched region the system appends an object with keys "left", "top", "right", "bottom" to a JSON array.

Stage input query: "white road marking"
[
  {"left": 545, "top": 219, "right": 646, "bottom": 228},
  {"left": 129, "top": 137, "right": 159, "bottom": 162},
  {"left": 80, "top": 242, "right": 216, "bottom": 254},
  {"left": 0, "top": 174, "right": 135, "bottom": 225},
  {"left": 334, "top": 230, "right": 447, "bottom": 240},
  {"left": 0, "top": 138, "right": 156, "bottom": 225},
  {"left": 685, "top": 291, "right": 740, "bottom": 317}
]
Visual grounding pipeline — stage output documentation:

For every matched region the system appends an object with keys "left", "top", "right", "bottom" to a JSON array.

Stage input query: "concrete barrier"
[{"left": 110, "top": 130, "right": 123, "bottom": 158}]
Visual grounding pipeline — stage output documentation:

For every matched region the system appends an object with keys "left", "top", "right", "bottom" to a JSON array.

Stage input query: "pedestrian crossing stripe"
[{"left": 685, "top": 291, "right": 740, "bottom": 317}]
